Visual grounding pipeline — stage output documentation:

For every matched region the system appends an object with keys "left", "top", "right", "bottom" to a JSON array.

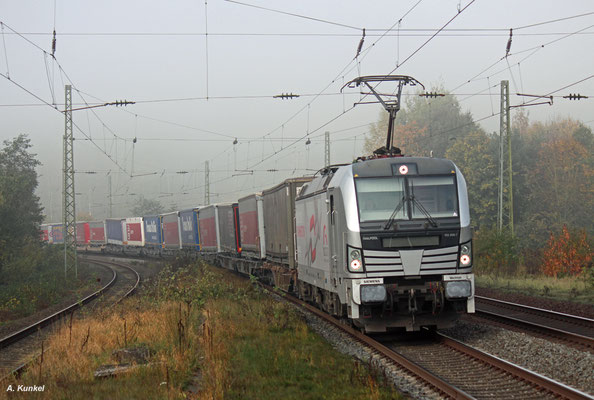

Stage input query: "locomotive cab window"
[
  {"left": 409, "top": 176, "right": 458, "bottom": 218},
  {"left": 355, "top": 177, "right": 406, "bottom": 222}
]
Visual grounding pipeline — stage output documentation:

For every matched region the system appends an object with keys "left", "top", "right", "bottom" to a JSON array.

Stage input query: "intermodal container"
[
  {"left": 105, "top": 218, "right": 124, "bottom": 245},
  {"left": 180, "top": 208, "right": 201, "bottom": 250},
  {"left": 50, "top": 224, "right": 64, "bottom": 244},
  {"left": 40, "top": 224, "right": 50, "bottom": 243},
  {"left": 124, "top": 217, "right": 145, "bottom": 247},
  {"left": 262, "top": 177, "right": 312, "bottom": 268},
  {"left": 217, "top": 203, "right": 241, "bottom": 254},
  {"left": 89, "top": 221, "right": 106, "bottom": 245},
  {"left": 76, "top": 222, "right": 91, "bottom": 245},
  {"left": 197, "top": 205, "right": 218, "bottom": 253},
  {"left": 162, "top": 212, "right": 181, "bottom": 249},
  {"left": 143, "top": 215, "right": 162, "bottom": 247},
  {"left": 238, "top": 193, "right": 266, "bottom": 259}
]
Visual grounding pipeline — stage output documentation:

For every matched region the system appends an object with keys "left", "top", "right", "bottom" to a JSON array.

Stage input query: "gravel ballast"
[{"left": 442, "top": 319, "right": 594, "bottom": 395}]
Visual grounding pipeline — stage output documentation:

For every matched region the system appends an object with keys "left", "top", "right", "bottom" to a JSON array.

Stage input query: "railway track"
[
  {"left": 0, "top": 258, "right": 140, "bottom": 380},
  {"left": 269, "top": 285, "right": 592, "bottom": 399},
  {"left": 475, "top": 295, "right": 594, "bottom": 352}
]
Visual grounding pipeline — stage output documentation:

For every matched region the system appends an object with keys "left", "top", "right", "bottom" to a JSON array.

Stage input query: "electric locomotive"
[{"left": 295, "top": 156, "right": 474, "bottom": 332}]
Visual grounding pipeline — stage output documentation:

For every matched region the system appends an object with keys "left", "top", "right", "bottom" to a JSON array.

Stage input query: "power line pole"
[
  {"left": 324, "top": 131, "right": 330, "bottom": 167},
  {"left": 63, "top": 84, "right": 77, "bottom": 279},
  {"left": 498, "top": 80, "right": 514, "bottom": 235},
  {"left": 204, "top": 160, "right": 210, "bottom": 204}
]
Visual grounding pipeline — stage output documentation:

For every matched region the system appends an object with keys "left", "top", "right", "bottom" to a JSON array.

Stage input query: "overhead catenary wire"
[
  {"left": 1, "top": 22, "right": 10, "bottom": 79},
  {"left": 224, "top": 0, "right": 362, "bottom": 31}
]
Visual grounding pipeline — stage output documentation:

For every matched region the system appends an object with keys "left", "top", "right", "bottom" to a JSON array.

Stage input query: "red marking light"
[{"left": 399, "top": 165, "right": 408, "bottom": 175}]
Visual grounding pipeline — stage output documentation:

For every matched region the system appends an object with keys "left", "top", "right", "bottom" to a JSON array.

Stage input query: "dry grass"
[{"left": 2, "top": 261, "right": 402, "bottom": 399}]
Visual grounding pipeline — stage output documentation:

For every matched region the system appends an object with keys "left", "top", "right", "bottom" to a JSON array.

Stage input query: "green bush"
[{"left": 474, "top": 227, "right": 520, "bottom": 276}]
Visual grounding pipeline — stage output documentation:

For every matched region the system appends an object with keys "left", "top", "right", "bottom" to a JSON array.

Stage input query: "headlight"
[
  {"left": 445, "top": 280, "right": 471, "bottom": 299},
  {"left": 459, "top": 241, "right": 472, "bottom": 266},
  {"left": 361, "top": 285, "right": 387, "bottom": 304},
  {"left": 348, "top": 246, "right": 364, "bottom": 273}
]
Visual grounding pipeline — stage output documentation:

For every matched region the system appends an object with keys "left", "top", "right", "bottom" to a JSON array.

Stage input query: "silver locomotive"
[{"left": 295, "top": 156, "right": 474, "bottom": 332}]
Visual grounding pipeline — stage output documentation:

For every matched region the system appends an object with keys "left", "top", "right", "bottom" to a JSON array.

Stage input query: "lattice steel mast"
[
  {"left": 498, "top": 80, "right": 514, "bottom": 235},
  {"left": 63, "top": 84, "right": 77, "bottom": 278}
]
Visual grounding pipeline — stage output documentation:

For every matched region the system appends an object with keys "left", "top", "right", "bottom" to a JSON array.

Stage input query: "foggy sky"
[{"left": 1, "top": 0, "right": 592, "bottom": 221}]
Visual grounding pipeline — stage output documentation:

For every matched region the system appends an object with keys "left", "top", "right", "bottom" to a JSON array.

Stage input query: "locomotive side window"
[
  {"left": 409, "top": 176, "right": 458, "bottom": 218},
  {"left": 355, "top": 177, "right": 406, "bottom": 222}
]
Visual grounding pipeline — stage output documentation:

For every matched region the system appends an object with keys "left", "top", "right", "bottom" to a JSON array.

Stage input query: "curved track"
[
  {"left": 0, "top": 259, "right": 140, "bottom": 379},
  {"left": 266, "top": 283, "right": 592, "bottom": 399},
  {"left": 475, "top": 295, "right": 594, "bottom": 352}
]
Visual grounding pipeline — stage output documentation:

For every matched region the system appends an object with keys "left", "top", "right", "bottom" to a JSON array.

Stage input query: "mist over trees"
[
  {"left": 364, "top": 86, "right": 480, "bottom": 157},
  {"left": 364, "top": 96, "right": 594, "bottom": 279},
  {"left": 131, "top": 196, "right": 165, "bottom": 216},
  {"left": 0, "top": 135, "right": 44, "bottom": 273}
]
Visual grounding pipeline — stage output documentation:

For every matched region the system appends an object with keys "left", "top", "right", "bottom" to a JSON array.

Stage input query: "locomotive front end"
[{"left": 346, "top": 157, "right": 474, "bottom": 332}]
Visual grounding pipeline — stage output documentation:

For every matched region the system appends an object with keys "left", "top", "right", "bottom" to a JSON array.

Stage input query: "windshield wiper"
[
  {"left": 410, "top": 195, "right": 438, "bottom": 228},
  {"left": 383, "top": 195, "right": 407, "bottom": 230}
]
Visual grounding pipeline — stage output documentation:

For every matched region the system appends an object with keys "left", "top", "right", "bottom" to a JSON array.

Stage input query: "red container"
[
  {"left": 198, "top": 205, "right": 217, "bottom": 252},
  {"left": 124, "top": 217, "right": 145, "bottom": 247},
  {"left": 76, "top": 222, "right": 91, "bottom": 245},
  {"left": 162, "top": 212, "right": 181, "bottom": 249}
]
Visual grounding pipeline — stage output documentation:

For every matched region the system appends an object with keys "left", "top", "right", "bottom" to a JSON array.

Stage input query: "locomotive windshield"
[
  {"left": 356, "top": 177, "right": 405, "bottom": 222},
  {"left": 409, "top": 176, "right": 458, "bottom": 218},
  {"left": 355, "top": 175, "right": 458, "bottom": 223}
]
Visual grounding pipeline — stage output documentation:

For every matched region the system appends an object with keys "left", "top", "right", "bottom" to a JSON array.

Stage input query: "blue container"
[
  {"left": 50, "top": 224, "right": 64, "bottom": 244},
  {"left": 144, "top": 215, "right": 162, "bottom": 247},
  {"left": 179, "top": 208, "right": 201, "bottom": 250},
  {"left": 105, "top": 218, "right": 124, "bottom": 245}
]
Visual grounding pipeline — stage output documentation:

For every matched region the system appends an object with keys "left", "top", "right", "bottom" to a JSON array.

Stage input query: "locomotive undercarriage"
[{"left": 356, "top": 278, "right": 467, "bottom": 332}]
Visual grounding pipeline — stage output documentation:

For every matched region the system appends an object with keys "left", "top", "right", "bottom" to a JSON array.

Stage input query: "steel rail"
[
  {"left": 261, "top": 283, "right": 592, "bottom": 399},
  {"left": 476, "top": 308, "right": 594, "bottom": 351},
  {"left": 1, "top": 258, "right": 141, "bottom": 381},
  {"left": 475, "top": 295, "right": 594, "bottom": 350},
  {"left": 88, "top": 258, "right": 141, "bottom": 304},
  {"left": 476, "top": 295, "right": 594, "bottom": 325},
  {"left": 0, "top": 264, "right": 116, "bottom": 350},
  {"left": 261, "top": 284, "right": 474, "bottom": 399},
  {"left": 437, "top": 332, "right": 593, "bottom": 400}
]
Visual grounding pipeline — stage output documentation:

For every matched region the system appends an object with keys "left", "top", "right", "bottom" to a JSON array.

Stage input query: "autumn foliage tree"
[{"left": 542, "top": 225, "right": 592, "bottom": 278}]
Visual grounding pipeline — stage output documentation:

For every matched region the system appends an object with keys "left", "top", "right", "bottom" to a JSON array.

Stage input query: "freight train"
[{"left": 41, "top": 155, "right": 475, "bottom": 332}]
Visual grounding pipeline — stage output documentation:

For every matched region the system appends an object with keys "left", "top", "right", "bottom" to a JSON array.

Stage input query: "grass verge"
[
  {"left": 3, "top": 260, "right": 402, "bottom": 399},
  {"left": 476, "top": 273, "right": 594, "bottom": 304}
]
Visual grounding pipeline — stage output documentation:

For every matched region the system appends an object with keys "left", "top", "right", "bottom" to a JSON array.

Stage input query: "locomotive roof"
[{"left": 352, "top": 156, "right": 456, "bottom": 177}]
